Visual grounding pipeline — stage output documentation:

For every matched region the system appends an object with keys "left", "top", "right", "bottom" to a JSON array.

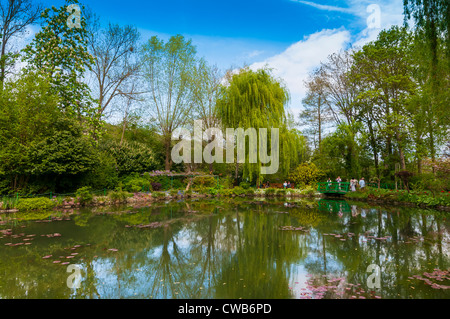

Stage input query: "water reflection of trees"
[
  {"left": 304, "top": 201, "right": 450, "bottom": 299},
  {"left": 0, "top": 199, "right": 448, "bottom": 299}
]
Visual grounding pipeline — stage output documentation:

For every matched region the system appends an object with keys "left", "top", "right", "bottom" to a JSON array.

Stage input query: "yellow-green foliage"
[
  {"left": 193, "top": 176, "right": 216, "bottom": 188},
  {"left": 289, "top": 163, "right": 324, "bottom": 188},
  {"left": 17, "top": 198, "right": 55, "bottom": 211}
]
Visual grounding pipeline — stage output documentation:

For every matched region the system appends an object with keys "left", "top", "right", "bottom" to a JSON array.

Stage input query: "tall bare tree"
[
  {"left": 192, "top": 60, "right": 223, "bottom": 172},
  {"left": 320, "top": 49, "right": 358, "bottom": 126},
  {"left": 299, "top": 67, "right": 333, "bottom": 150},
  {"left": 0, "top": 0, "right": 42, "bottom": 85},
  {"left": 86, "top": 13, "right": 142, "bottom": 120}
]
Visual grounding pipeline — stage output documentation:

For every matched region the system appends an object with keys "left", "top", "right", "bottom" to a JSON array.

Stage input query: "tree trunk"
[
  {"left": 368, "top": 120, "right": 380, "bottom": 179},
  {"left": 164, "top": 136, "right": 172, "bottom": 171}
]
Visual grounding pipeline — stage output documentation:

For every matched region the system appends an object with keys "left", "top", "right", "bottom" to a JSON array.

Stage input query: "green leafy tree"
[
  {"left": 314, "top": 123, "right": 363, "bottom": 180},
  {"left": 216, "top": 67, "right": 300, "bottom": 183},
  {"left": 22, "top": 0, "right": 97, "bottom": 121},
  {"left": 0, "top": 71, "right": 99, "bottom": 193},
  {"left": 288, "top": 162, "right": 324, "bottom": 188},
  {"left": 350, "top": 26, "right": 416, "bottom": 173},
  {"left": 99, "top": 139, "right": 156, "bottom": 177},
  {"left": 141, "top": 34, "right": 198, "bottom": 171},
  {"left": 0, "top": 72, "right": 60, "bottom": 192}
]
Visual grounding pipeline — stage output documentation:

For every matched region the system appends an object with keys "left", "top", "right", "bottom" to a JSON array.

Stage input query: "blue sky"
[{"left": 38, "top": 0, "right": 405, "bottom": 114}]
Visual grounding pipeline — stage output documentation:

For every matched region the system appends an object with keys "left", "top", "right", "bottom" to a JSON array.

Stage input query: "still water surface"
[{"left": 0, "top": 198, "right": 449, "bottom": 299}]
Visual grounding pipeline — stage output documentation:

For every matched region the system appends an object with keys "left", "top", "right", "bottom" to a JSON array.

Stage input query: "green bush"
[
  {"left": 219, "top": 176, "right": 234, "bottom": 189},
  {"left": 239, "top": 181, "right": 251, "bottom": 189},
  {"left": 99, "top": 139, "right": 157, "bottom": 177},
  {"left": 245, "top": 188, "right": 255, "bottom": 196},
  {"left": 264, "top": 188, "right": 277, "bottom": 196},
  {"left": 300, "top": 186, "right": 316, "bottom": 197},
  {"left": 193, "top": 176, "right": 216, "bottom": 188},
  {"left": 17, "top": 197, "right": 55, "bottom": 211},
  {"left": 81, "top": 151, "right": 119, "bottom": 190},
  {"left": 169, "top": 189, "right": 179, "bottom": 197},
  {"left": 289, "top": 162, "right": 325, "bottom": 188},
  {"left": 75, "top": 186, "right": 93, "bottom": 206},
  {"left": 217, "top": 189, "right": 233, "bottom": 196},
  {"left": 121, "top": 173, "right": 151, "bottom": 193},
  {"left": 207, "top": 187, "right": 219, "bottom": 196},
  {"left": 344, "top": 190, "right": 369, "bottom": 200},
  {"left": 152, "top": 192, "right": 166, "bottom": 199},
  {"left": 108, "top": 189, "right": 131, "bottom": 203},
  {"left": 410, "top": 173, "right": 445, "bottom": 195},
  {"left": 232, "top": 187, "right": 246, "bottom": 196}
]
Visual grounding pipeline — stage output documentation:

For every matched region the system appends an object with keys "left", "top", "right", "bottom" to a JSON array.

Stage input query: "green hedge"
[{"left": 17, "top": 198, "right": 56, "bottom": 211}]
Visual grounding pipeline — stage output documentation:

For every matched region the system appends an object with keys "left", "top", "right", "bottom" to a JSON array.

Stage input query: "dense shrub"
[
  {"left": 289, "top": 163, "right": 325, "bottom": 188},
  {"left": 410, "top": 173, "right": 446, "bottom": 195},
  {"left": 99, "top": 139, "right": 157, "bottom": 177},
  {"left": 217, "top": 189, "right": 233, "bottom": 196},
  {"left": 264, "top": 188, "right": 277, "bottom": 196},
  {"left": 108, "top": 189, "right": 131, "bottom": 203},
  {"left": 82, "top": 152, "right": 119, "bottom": 190},
  {"left": 152, "top": 192, "right": 166, "bottom": 199},
  {"left": 245, "top": 188, "right": 255, "bottom": 195},
  {"left": 300, "top": 186, "right": 316, "bottom": 197},
  {"left": 193, "top": 176, "right": 216, "bottom": 188},
  {"left": 123, "top": 176, "right": 151, "bottom": 193},
  {"left": 17, "top": 197, "right": 55, "bottom": 211},
  {"left": 345, "top": 187, "right": 450, "bottom": 207},
  {"left": 232, "top": 187, "right": 246, "bottom": 196},
  {"left": 75, "top": 186, "right": 93, "bottom": 206},
  {"left": 239, "top": 181, "right": 251, "bottom": 189}
]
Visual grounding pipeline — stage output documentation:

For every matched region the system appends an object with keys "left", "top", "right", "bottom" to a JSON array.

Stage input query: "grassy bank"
[{"left": 344, "top": 187, "right": 450, "bottom": 211}]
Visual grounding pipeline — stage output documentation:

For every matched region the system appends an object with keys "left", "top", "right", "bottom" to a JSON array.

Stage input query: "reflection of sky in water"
[
  {"left": 1, "top": 199, "right": 448, "bottom": 299},
  {"left": 77, "top": 203, "right": 449, "bottom": 299}
]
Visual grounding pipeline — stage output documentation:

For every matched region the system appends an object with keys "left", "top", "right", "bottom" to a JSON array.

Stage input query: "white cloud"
[
  {"left": 248, "top": 1, "right": 405, "bottom": 117},
  {"left": 246, "top": 50, "right": 265, "bottom": 59},
  {"left": 293, "top": 0, "right": 354, "bottom": 14},
  {"left": 250, "top": 28, "right": 351, "bottom": 114}
]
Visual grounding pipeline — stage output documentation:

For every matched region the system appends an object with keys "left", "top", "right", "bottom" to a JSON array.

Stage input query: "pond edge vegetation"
[{"left": 2, "top": 185, "right": 450, "bottom": 213}]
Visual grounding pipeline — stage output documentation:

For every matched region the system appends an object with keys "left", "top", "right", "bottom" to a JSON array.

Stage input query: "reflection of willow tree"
[
  {"left": 214, "top": 210, "right": 308, "bottom": 299},
  {"left": 1, "top": 199, "right": 448, "bottom": 299}
]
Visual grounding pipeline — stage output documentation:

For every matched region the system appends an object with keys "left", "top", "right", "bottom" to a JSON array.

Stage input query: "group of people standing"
[{"left": 327, "top": 176, "right": 365, "bottom": 191}]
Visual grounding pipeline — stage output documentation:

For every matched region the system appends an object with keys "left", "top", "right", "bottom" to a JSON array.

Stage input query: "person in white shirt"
[{"left": 359, "top": 177, "right": 366, "bottom": 189}]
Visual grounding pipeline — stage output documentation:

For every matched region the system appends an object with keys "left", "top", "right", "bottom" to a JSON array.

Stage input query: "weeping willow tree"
[{"left": 216, "top": 67, "right": 305, "bottom": 183}]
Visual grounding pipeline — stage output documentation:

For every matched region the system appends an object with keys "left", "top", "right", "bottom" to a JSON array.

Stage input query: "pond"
[{"left": 0, "top": 198, "right": 449, "bottom": 299}]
